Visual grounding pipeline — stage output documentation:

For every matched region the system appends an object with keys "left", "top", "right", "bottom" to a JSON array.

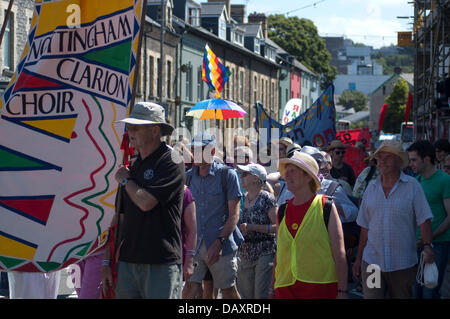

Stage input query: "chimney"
[
  {"left": 208, "top": 0, "right": 231, "bottom": 22},
  {"left": 230, "top": 4, "right": 246, "bottom": 23},
  {"left": 248, "top": 12, "right": 268, "bottom": 38},
  {"left": 394, "top": 66, "right": 402, "bottom": 75}
]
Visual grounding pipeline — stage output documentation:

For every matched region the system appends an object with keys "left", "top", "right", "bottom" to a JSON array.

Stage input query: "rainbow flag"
[
  {"left": 202, "top": 44, "right": 231, "bottom": 98},
  {"left": 0, "top": 0, "right": 145, "bottom": 273}
]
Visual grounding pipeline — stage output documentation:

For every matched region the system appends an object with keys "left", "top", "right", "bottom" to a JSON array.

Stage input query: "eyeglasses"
[
  {"left": 240, "top": 172, "right": 250, "bottom": 177},
  {"left": 334, "top": 150, "right": 346, "bottom": 155}
]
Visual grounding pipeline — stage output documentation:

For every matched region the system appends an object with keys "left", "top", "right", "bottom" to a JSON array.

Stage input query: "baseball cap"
[
  {"left": 189, "top": 132, "right": 217, "bottom": 147},
  {"left": 237, "top": 163, "right": 267, "bottom": 182}
]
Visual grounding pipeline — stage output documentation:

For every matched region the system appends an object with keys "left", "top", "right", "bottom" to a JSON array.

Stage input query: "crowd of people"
[{"left": 1, "top": 101, "right": 449, "bottom": 299}]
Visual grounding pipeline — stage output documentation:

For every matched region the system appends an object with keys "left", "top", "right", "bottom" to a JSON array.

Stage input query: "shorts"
[
  {"left": 116, "top": 261, "right": 182, "bottom": 299},
  {"left": 188, "top": 240, "right": 238, "bottom": 289}
]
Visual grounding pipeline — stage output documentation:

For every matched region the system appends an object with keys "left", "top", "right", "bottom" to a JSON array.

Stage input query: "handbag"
[{"left": 416, "top": 251, "right": 439, "bottom": 289}]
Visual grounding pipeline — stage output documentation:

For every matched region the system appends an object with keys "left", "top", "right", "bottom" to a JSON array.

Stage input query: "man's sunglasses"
[{"left": 334, "top": 150, "right": 346, "bottom": 155}]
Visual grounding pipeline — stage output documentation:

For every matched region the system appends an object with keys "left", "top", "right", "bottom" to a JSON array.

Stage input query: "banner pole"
[
  {"left": 109, "top": 0, "right": 149, "bottom": 290},
  {"left": 0, "top": 0, "right": 15, "bottom": 48},
  {"left": 130, "top": 0, "right": 149, "bottom": 111}
]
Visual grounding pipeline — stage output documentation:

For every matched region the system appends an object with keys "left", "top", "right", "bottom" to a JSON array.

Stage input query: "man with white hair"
[
  {"left": 353, "top": 140, "right": 434, "bottom": 299},
  {"left": 102, "top": 102, "right": 185, "bottom": 299}
]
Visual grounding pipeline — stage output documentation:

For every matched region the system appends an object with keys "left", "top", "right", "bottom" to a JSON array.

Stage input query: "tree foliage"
[
  {"left": 382, "top": 78, "right": 409, "bottom": 133},
  {"left": 268, "top": 15, "right": 337, "bottom": 89},
  {"left": 372, "top": 47, "right": 414, "bottom": 75},
  {"left": 338, "top": 89, "right": 368, "bottom": 112}
]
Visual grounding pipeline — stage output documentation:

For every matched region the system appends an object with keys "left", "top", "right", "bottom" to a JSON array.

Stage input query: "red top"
[{"left": 276, "top": 195, "right": 338, "bottom": 299}]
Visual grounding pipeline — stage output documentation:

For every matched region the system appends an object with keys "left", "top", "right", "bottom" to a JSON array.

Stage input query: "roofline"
[
  {"left": 368, "top": 73, "right": 414, "bottom": 96},
  {"left": 183, "top": 23, "right": 281, "bottom": 68}
]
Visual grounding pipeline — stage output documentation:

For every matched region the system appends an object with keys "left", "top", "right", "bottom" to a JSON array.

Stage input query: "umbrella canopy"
[{"left": 186, "top": 99, "right": 246, "bottom": 120}]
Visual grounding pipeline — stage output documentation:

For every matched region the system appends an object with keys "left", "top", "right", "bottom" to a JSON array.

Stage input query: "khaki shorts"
[{"left": 188, "top": 240, "right": 238, "bottom": 289}]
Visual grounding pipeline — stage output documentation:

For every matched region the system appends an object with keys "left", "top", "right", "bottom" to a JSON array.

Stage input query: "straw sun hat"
[
  {"left": 370, "top": 140, "right": 409, "bottom": 168},
  {"left": 279, "top": 151, "right": 321, "bottom": 191}
]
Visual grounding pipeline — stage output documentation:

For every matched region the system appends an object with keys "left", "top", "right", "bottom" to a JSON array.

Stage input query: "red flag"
[
  {"left": 378, "top": 103, "right": 388, "bottom": 134},
  {"left": 405, "top": 92, "right": 412, "bottom": 123}
]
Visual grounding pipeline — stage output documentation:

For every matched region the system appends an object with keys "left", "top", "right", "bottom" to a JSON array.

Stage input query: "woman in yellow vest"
[{"left": 269, "top": 151, "right": 348, "bottom": 299}]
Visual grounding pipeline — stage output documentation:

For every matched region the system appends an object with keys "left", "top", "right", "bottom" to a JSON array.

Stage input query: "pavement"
[{"left": 1, "top": 261, "right": 449, "bottom": 299}]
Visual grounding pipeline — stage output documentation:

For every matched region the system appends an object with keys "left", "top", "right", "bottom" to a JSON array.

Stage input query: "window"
[
  {"left": 219, "top": 18, "right": 226, "bottom": 39},
  {"left": 225, "top": 67, "right": 230, "bottom": 98},
  {"left": 157, "top": 58, "right": 161, "bottom": 97},
  {"left": 197, "top": 67, "right": 204, "bottom": 100},
  {"left": 239, "top": 71, "right": 244, "bottom": 102},
  {"left": 271, "top": 82, "right": 275, "bottom": 110},
  {"left": 167, "top": 60, "right": 171, "bottom": 99},
  {"left": 253, "top": 76, "right": 257, "bottom": 103},
  {"left": 149, "top": 56, "right": 154, "bottom": 98},
  {"left": 3, "top": 10, "right": 13, "bottom": 70},
  {"left": 186, "top": 64, "right": 192, "bottom": 101},
  {"left": 261, "top": 79, "right": 265, "bottom": 104},
  {"left": 254, "top": 38, "right": 260, "bottom": 54},
  {"left": 188, "top": 8, "right": 199, "bottom": 26},
  {"left": 348, "top": 82, "right": 356, "bottom": 91},
  {"left": 233, "top": 71, "right": 238, "bottom": 101}
]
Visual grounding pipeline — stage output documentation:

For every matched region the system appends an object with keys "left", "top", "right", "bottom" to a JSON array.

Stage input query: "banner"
[
  {"left": 336, "top": 128, "right": 372, "bottom": 150},
  {"left": 0, "top": 0, "right": 145, "bottom": 272},
  {"left": 255, "top": 85, "right": 336, "bottom": 149}
]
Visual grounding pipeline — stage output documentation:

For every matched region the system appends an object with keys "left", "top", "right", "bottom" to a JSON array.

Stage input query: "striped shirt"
[{"left": 356, "top": 172, "right": 433, "bottom": 272}]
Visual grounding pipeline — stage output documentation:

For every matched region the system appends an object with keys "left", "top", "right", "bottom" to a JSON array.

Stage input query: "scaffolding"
[{"left": 413, "top": 0, "right": 450, "bottom": 141}]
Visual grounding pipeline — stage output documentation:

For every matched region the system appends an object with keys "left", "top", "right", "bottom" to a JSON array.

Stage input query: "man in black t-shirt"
[
  {"left": 101, "top": 102, "right": 185, "bottom": 299},
  {"left": 326, "top": 140, "right": 356, "bottom": 188}
]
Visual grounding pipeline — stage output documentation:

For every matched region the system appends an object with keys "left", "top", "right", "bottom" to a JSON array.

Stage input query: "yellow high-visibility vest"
[{"left": 275, "top": 195, "right": 338, "bottom": 288}]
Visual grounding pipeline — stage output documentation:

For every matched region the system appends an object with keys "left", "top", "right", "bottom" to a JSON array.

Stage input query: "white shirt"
[{"left": 356, "top": 172, "right": 433, "bottom": 272}]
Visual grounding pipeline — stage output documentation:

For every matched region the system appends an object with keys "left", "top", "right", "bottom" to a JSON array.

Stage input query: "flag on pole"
[
  {"left": 0, "top": 0, "right": 146, "bottom": 273},
  {"left": 202, "top": 44, "right": 231, "bottom": 98},
  {"left": 378, "top": 103, "right": 388, "bottom": 134},
  {"left": 405, "top": 92, "right": 413, "bottom": 123}
]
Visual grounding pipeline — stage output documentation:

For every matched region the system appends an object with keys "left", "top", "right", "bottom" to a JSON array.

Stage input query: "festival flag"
[
  {"left": 0, "top": 0, "right": 146, "bottom": 272},
  {"left": 255, "top": 84, "right": 336, "bottom": 149},
  {"left": 378, "top": 103, "right": 388, "bottom": 134},
  {"left": 405, "top": 92, "right": 413, "bottom": 123},
  {"left": 202, "top": 44, "right": 231, "bottom": 98}
]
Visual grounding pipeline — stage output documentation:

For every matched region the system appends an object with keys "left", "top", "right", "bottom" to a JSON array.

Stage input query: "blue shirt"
[
  {"left": 186, "top": 161, "right": 243, "bottom": 255},
  {"left": 319, "top": 179, "right": 359, "bottom": 223},
  {"left": 356, "top": 172, "right": 433, "bottom": 272}
]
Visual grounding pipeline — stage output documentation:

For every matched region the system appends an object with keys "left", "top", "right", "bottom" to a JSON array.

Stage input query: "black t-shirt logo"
[{"left": 143, "top": 168, "right": 154, "bottom": 180}]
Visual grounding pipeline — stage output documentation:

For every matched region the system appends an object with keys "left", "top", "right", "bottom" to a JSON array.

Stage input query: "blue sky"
[{"left": 233, "top": 0, "right": 414, "bottom": 49}]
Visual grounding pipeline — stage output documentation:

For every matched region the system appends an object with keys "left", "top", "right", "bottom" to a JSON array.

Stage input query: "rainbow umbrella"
[{"left": 186, "top": 99, "right": 246, "bottom": 120}]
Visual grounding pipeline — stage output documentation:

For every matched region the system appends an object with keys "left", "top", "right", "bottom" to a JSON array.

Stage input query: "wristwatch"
[
  {"left": 217, "top": 236, "right": 226, "bottom": 245},
  {"left": 423, "top": 242, "right": 434, "bottom": 248},
  {"left": 120, "top": 177, "right": 130, "bottom": 186}
]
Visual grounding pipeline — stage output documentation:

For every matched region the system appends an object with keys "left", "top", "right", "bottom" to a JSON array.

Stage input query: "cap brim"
[
  {"left": 236, "top": 165, "right": 250, "bottom": 172},
  {"left": 119, "top": 118, "right": 174, "bottom": 136},
  {"left": 279, "top": 158, "right": 321, "bottom": 191}
]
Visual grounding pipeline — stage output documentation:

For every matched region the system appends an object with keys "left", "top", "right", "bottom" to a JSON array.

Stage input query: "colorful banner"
[
  {"left": 0, "top": 0, "right": 145, "bottom": 272},
  {"left": 202, "top": 44, "right": 231, "bottom": 98},
  {"left": 255, "top": 85, "right": 336, "bottom": 149}
]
